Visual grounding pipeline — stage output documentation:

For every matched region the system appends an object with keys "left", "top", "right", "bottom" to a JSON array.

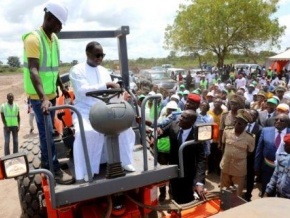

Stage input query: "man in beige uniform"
[
  {"left": 220, "top": 109, "right": 255, "bottom": 196},
  {"left": 219, "top": 94, "right": 245, "bottom": 149}
]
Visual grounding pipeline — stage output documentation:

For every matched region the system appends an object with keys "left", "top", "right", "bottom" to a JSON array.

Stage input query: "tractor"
[{"left": 0, "top": 26, "right": 248, "bottom": 218}]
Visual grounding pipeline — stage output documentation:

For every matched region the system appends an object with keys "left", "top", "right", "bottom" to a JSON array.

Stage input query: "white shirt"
[
  {"left": 276, "top": 128, "right": 287, "bottom": 156},
  {"left": 244, "top": 91, "right": 256, "bottom": 102},
  {"left": 69, "top": 62, "right": 111, "bottom": 110},
  {"left": 246, "top": 122, "right": 255, "bottom": 133},
  {"left": 235, "top": 77, "right": 246, "bottom": 89},
  {"left": 180, "top": 127, "right": 192, "bottom": 144},
  {"left": 267, "top": 111, "right": 275, "bottom": 118}
]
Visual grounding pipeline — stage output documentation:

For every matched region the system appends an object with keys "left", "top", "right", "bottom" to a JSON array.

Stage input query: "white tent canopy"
[{"left": 268, "top": 49, "right": 290, "bottom": 61}]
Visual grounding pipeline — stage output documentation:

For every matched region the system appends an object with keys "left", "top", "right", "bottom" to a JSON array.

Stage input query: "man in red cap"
[
  {"left": 264, "top": 133, "right": 290, "bottom": 199},
  {"left": 185, "top": 93, "right": 201, "bottom": 111}
]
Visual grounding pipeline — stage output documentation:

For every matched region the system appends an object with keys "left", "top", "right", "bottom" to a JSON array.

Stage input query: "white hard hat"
[
  {"left": 170, "top": 94, "right": 180, "bottom": 101},
  {"left": 45, "top": 1, "right": 68, "bottom": 25},
  {"left": 166, "top": 101, "right": 178, "bottom": 110}
]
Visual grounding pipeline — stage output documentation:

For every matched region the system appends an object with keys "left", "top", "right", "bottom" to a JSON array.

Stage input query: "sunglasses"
[{"left": 91, "top": 53, "right": 106, "bottom": 58}]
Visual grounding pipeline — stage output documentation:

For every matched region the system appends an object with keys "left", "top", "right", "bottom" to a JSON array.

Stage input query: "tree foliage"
[
  {"left": 7, "top": 56, "right": 21, "bottom": 68},
  {"left": 164, "top": 0, "right": 285, "bottom": 67}
]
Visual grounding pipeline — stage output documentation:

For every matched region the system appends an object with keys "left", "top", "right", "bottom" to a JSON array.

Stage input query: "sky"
[{"left": 0, "top": 0, "right": 289, "bottom": 64}]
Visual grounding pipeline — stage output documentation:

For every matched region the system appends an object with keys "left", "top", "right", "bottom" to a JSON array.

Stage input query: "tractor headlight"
[{"left": 0, "top": 153, "right": 29, "bottom": 179}]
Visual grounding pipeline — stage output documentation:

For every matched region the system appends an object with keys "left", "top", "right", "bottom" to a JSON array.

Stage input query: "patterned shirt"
[{"left": 266, "top": 153, "right": 290, "bottom": 198}]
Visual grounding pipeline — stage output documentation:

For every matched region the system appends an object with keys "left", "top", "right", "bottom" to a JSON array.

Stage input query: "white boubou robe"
[{"left": 70, "top": 63, "right": 135, "bottom": 180}]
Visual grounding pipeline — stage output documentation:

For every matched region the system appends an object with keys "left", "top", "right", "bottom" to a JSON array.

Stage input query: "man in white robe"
[{"left": 70, "top": 41, "right": 135, "bottom": 181}]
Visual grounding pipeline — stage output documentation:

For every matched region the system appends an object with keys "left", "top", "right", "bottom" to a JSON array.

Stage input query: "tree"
[
  {"left": 7, "top": 56, "right": 20, "bottom": 68},
  {"left": 164, "top": 0, "right": 285, "bottom": 67}
]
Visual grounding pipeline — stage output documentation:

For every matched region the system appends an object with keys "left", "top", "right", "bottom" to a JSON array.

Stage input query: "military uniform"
[
  {"left": 265, "top": 153, "right": 290, "bottom": 199},
  {"left": 220, "top": 128, "right": 255, "bottom": 196},
  {"left": 219, "top": 111, "right": 235, "bottom": 131}
]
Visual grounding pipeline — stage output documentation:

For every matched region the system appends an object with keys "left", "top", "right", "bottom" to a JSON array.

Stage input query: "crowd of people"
[
  {"left": 1, "top": 0, "right": 289, "bottom": 210},
  {"left": 134, "top": 64, "right": 290, "bottom": 203}
]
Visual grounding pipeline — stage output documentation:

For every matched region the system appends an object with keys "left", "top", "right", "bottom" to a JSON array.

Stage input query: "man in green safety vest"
[
  {"left": 1, "top": 93, "right": 20, "bottom": 155},
  {"left": 22, "top": 1, "right": 74, "bottom": 184}
]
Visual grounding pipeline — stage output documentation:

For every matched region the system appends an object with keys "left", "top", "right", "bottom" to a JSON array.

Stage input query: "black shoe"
[
  {"left": 55, "top": 169, "right": 75, "bottom": 185},
  {"left": 242, "top": 194, "right": 251, "bottom": 202}
]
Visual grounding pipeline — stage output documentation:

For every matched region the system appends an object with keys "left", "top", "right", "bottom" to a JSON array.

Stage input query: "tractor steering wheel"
[{"left": 86, "top": 88, "right": 123, "bottom": 103}]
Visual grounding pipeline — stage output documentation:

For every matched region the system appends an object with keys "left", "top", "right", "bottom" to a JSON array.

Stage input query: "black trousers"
[
  {"left": 261, "top": 164, "right": 275, "bottom": 196},
  {"left": 170, "top": 176, "right": 194, "bottom": 204},
  {"left": 208, "top": 143, "right": 222, "bottom": 175},
  {"left": 244, "top": 154, "right": 255, "bottom": 200}
]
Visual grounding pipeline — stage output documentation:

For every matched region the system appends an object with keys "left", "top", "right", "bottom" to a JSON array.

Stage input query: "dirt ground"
[
  {"left": 0, "top": 73, "right": 262, "bottom": 217},
  {"left": 0, "top": 73, "right": 30, "bottom": 218}
]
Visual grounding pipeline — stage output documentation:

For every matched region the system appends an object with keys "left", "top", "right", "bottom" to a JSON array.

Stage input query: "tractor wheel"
[{"left": 17, "top": 137, "right": 47, "bottom": 218}]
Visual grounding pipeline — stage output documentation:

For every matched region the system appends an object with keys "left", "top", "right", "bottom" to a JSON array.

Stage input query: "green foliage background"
[{"left": 0, "top": 50, "right": 277, "bottom": 75}]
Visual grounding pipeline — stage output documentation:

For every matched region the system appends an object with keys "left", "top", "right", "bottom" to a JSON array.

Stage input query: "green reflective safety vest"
[
  {"left": 22, "top": 29, "right": 60, "bottom": 95},
  {"left": 1, "top": 103, "right": 19, "bottom": 126},
  {"left": 200, "top": 79, "right": 208, "bottom": 89}
]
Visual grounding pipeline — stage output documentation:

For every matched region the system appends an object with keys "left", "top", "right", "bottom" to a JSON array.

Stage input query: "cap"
[
  {"left": 138, "top": 94, "right": 145, "bottom": 100},
  {"left": 166, "top": 101, "right": 178, "bottom": 110},
  {"left": 236, "top": 109, "right": 253, "bottom": 123},
  {"left": 187, "top": 93, "right": 201, "bottom": 103},
  {"left": 206, "top": 92, "right": 214, "bottom": 97},
  {"left": 183, "top": 90, "right": 190, "bottom": 95},
  {"left": 275, "top": 85, "right": 286, "bottom": 92},
  {"left": 256, "top": 90, "right": 266, "bottom": 98},
  {"left": 283, "top": 93, "right": 290, "bottom": 100},
  {"left": 179, "top": 84, "right": 185, "bottom": 89},
  {"left": 248, "top": 84, "right": 255, "bottom": 88},
  {"left": 272, "top": 96, "right": 280, "bottom": 104},
  {"left": 239, "top": 86, "right": 246, "bottom": 91},
  {"left": 148, "top": 91, "right": 155, "bottom": 95},
  {"left": 251, "top": 81, "right": 258, "bottom": 86},
  {"left": 229, "top": 94, "right": 245, "bottom": 107},
  {"left": 170, "top": 94, "right": 180, "bottom": 101},
  {"left": 276, "top": 103, "right": 290, "bottom": 112},
  {"left": 284, "top": 134, "right": 290, "bottom": 145},
  {"left": 177, "top": 91, "right": 183, "bottom": 95},
  {"left": 156, "top": 93, "right": 163, "bottom": 99},
  {"left": 192, "top": 89, "right": 201, "bottom": 95},
  {"left": 267, "top": 97, "right": 279, "bottom": 105},
  {"left": 45, "top": 1, "right": 68, "bottom": 25}
]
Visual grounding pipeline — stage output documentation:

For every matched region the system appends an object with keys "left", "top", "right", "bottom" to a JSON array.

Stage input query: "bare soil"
[{"left": 0, "top": 73, "right": 32, "bottom": 218}]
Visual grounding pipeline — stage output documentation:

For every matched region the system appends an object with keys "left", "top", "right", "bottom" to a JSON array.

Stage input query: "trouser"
[
  {"left": 261, "top": 164, "right": 275, "bottom": 196},
  {"left": 208, "top": 143, "right": 221, "bottom": 175},
  {"left": 29, "top": 113, "right": 35, "bottom": 130},
  {"left": 170, "top": 176, "right": 194, "bottom": 204},
  {"left": 31, "top": 99, "right": 60, "bottom": 172},
  {"left": 4, "top": 126, "right": 19, "bottom": 155},
  {"left": 158, "top": 152, "right": 170, "bottom": 196},
  {"left": 220, "top": 172, "right": 245, "bottom": 197},
  {"left": 244, "top": 154, "right": 255, "bottom": 200}
]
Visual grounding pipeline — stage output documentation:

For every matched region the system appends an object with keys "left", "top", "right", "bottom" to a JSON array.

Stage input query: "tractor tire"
[{"left": 17, "top": 137, "right": 47, "bottom": 218}]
